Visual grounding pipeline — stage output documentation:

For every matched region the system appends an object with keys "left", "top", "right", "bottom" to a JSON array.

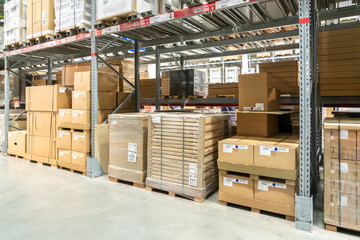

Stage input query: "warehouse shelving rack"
[{"left": 1, "top": 0, "right": 359, "bottom": 232}]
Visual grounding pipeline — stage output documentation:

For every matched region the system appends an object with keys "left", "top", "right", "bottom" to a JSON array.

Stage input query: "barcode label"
[
  {"left": 189, "top": 163, "right": 198, "bottom": 186},
  {"left": 128, "top": 143, "right": 137, "bottom": 163}
]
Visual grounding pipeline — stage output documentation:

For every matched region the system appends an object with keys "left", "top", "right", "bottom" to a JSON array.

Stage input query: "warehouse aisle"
[{"left": 0, "top": 157, "right": 356, "bottom": 240}]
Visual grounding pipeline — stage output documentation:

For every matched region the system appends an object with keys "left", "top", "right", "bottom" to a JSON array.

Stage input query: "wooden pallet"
[
  {"left": 207, "top": 94, "right": 237, "bottom": 98},
  {"left": 25, "top": 159, "right": 58, "bottom": 169},
  {"left": 163, "top": 95, "right": 206, "bottom": 99},
  {"left": 24, "top": 154, "right": 58, "bottom": 167},
  {"left": 58, "top": 127, "right": 90, "bottom": 133},
  {"left": 146, "top": 186, "right": 205, "bottom": 203},
  {"left": 58, "top": 166, "right": 86, "bottom": 176},
  {"left": 5, "top": 42, "right": 24, "bottom": 50},
  {"left": 7, "top": 153, "right": 25, "bottom": 159},
  {"left": 58, "top": 161, "right": 86, "bottom": 174},
  {"left": 108, "top": 176, "right": 145, "bottom": 188},
  {"left": 325, "top": 220, "right": 360, "bottom": 233},
  {"left": 26, "top": 35, "right": 54, "bottom": 45},
  {"left": 219, "top": 200, "right": 295, "bottom": 222}
]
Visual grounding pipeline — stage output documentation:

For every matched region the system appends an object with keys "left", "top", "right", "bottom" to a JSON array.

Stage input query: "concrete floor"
[{"left": 0, "top": 157, "right": 358, "bottom": 240}]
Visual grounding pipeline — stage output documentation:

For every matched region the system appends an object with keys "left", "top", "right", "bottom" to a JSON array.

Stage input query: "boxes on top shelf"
[
  {"left": 225, "top": 67, "right": 240, "bottom": 83},
  {"left": 4, "top": 0, "right": 26, "bottom": 46},
  {"left": 26, "top": 0, "right": 55, "bottom": 40},
  {"left": 209, "top": 68, "right": 222, "bottom": 84}
]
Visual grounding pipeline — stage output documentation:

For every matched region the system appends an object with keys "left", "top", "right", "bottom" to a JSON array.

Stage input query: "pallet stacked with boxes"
[
  {"left": 26, "top": 85, "right": 72, "bottom": 166},
  {"left": 323, "top": 118, "right": 360, "bottom": 232},
  {"left": 4, "top": 0, "right": 27, "bottom": 48},
  {"left": 217, "top": 72, "right": 299, "bottom": 221},
  {"left": 57, "top": 68, "right": 133, "bottom": 174},
  {"left": 146, "top": 113, "right": 230, "bottom": 202}
]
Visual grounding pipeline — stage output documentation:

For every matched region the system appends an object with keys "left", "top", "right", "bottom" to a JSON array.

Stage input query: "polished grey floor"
[{"left": 0, "top": 156, "right": 358, "bottom": 240}]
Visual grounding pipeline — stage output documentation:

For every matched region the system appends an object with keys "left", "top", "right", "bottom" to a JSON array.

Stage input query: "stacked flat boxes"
[
  {"left": 57, "top": 70, "right": 134, "bottom": 173},
  {"left": 324, "top": 118, "right": 360, "bottom": 231},
  {"left": 218, "top": 72, "right": 299, "bottom": 219},
  {"left": 26, "top": 85, "right": 72, "bottom": 165},
  {"left": 318, "top": 27, "right": 360, "bottom": 96},
  {"left": 26, "top": 0, "right": 55, "bottom": 40},
  {"left": 146, "top": 113, "right": 230, "bottom": 201},
  {"left": 4, "top": 0, "right": 27, "bottom": 46}
]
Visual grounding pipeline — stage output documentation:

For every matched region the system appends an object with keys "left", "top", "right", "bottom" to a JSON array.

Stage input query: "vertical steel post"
[
  {"left": 221, "top": 56, "right": 225, "bottom": 83},
  {"left": 180, "top": 55, "right": 184, "bottom": 70},
  {"left": 3, "top": 54, "right": 10, "bottom": 155},
  {"left": 134, "top": 41, "right": 140, "bottom": 112},
  {"left": 90, "top": 0, "right": 98, "bottom": 158},
  {"left": 295, "top": 0, "right": 313, "bottom": 232},
  {"left": 155, "top": 46, "right": 161, "bottom": 111},
  {"left": 47, "top": 58, "right": 52, "bottom": 85}
]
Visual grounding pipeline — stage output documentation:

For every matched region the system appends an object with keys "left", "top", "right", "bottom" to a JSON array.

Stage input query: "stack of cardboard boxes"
[
  {"left": 324, "top": 118, "right": 360, "bottom": 231},
  {"left": 217, "top": 73, "right": 299, "bottom": 220},
  {"left": 26, "top": 85, "right": 72, "bottom": 165},
  {"left": 57, "top": 70, "right": 134, "bottom": 173}
]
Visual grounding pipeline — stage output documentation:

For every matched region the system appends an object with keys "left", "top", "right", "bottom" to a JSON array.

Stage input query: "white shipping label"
[
  {"left": 60, "top": 110, "right": 65, "bottom": 117},
  {"left": 189, "top": 163, "right": 198, "bottom": 186},
  {"left": 59, "top": 131, "right": 64, "bottom": 138},
  {"left": 110, "top": 120, "right": 117, "bottom": 125},
  {"left": 340, "top": 163, "right": 349, "bottom": 173},
  {"left": 152, "top": 116, "right": 161, "bottom": 123},
  {"left": 330, "top": 136, "right": 335, "bottom": 140},
  {"left": 42, "top": 11, "right": 47, "bottom": 26},
  {"left": 9, "top": 132, "right": 15, "bottom": 137},
  {"left": 340, "top": 130, "right": 349, "bottom": 140},
  {"left": 258, "top": 181, "right": 268, "bottom": 191},
  {"left": 59, "top": 150, "right": 64, "bottom": 156},
  {"left": 72, "top": 153, "right": 77, "bottom": 159},
  {"left": 255, "top": 103, "right": 264, "bottom": 111},
  {"left": 339, "top": 195, "right": 348, "bottom": 207},
  {"left": 79, "top": 111, "right": 84, "bottom": 114},
  {"left": 59, "top": 87, "right": 66, "bottom": 93},
  {"left": 74, "top": 92, "right": 79, "bottom": 98},
  {"left": 80, "top": 135, "right": 85, "bottom": 139},
  {"left": 223, "top": 177, "right": 234, "bottom": 187},
  {"left": 223, "top": 144, "right": 233, "bottom": 153},
  {"left": 260, "top": 146, "right": 272, "bottom": 156},
  {"left": 74, "top": 134, "right": 79, "bottom": 141},
  {"left": 128, "top": 143, "right": 137, "bottom": 163},
  {"left": 73, "top": 111, "right": 78, "bottom": 117}
]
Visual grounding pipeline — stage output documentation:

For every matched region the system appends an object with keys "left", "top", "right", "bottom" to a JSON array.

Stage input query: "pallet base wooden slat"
[
  {"left": 146, "top": 186, "right": 208, "bottom": 203},
  {"left": 24, "top": 154, "right": 58, "bottom": 167},
  {"left": 58, "top": 166, "right": 86, "bottom": 176},
  {"left": 108, "top": 176, "right": 145, "bottom": 188},
  {"left": 58, "top": 161, "right": 86, "bottom": 175},
  {"left": 324, "top": 220, "right": 360, "bottom": 233}
]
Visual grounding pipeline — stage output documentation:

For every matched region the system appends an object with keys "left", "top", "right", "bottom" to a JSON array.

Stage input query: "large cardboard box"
[
  {"left": 58, "top": 149, "right": 71, "bottom": 163},
  {"left": 108, "top": 113, "right": 149, "bottom": 183},
  {"left": 72, "top": 110, "right": 113, "bottom": 126},
  {"left": 27, "top": 136, "right": 56, "bottom": 159},
  {"left": 324, "top": 159, "right": 357, "bottom": 194},
  {"left": 72, "top": 91, "right": 117, "bottom": 110},
  {"left": 219, "top": 170, "right": 253, "bottom": 199},
  {"left": 238, "top": 73, "right": 280, "bottom": 111},
  {"left": 254, "top": 178, "right": 296, "bottom": 206},
  {"left": 72, "top": 151, "right": 90, "bottom": 166},
  {"left": 74, "top": 71, "right": 119, "bottom": 92},
  {"left": 57, "top": 129, "right": 72, "bottom": 150},
  {"left": 324, "top": 191, "right": 357, "bottom": 225},
  {"left": 59, "top": 109, "right": 72, "bottom": 127},
  {"left": 117, "top": 92, "right": 135, "bottom": 110},
  {"left": 26, "top": 85, "right": 72, "bottom": 112},
  {"left": 218, "top": 136, "right": 264, "bottom": 165},
  {"left": 254, "top": 134, "right": 299, "bottom": 171},
  {"left": 27, "top": 112, "right": 58, "bottom": 138},
  {"left": 26, "top": 0, "right": 55, "bottom": 39},
  {"left": 72, "top": 131, "right": 90, "bottom": 153},
  {"left": 95, "top": 124, "right": 109, "bottom": 173},
  {"left": 237, "top": 113, "right": 278, "bottom": 137},
  {"left": 8, "top": 131, "right": 27, "bottom": 156}
]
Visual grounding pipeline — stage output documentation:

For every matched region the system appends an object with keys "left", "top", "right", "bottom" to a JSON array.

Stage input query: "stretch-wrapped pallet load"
[
  {"left": 97, "top": 0, "right": 158, "bottom": 21},
  {"left": 108, "top": 113, "right": 149, "bottom": 185},
  {"left": 159, "top": 0, "right": 181, "bottom": 13},
  {"left": 4, "top": 0, "right": 26, "bottom": 46},
  {"left": 146, "top": 113, "right": 230, "bottom": 201},
  {"left": 26, "top": 0, "right": 55, "bottom": 40},
  {"left": 54, "top": 0, "right": 91, "bottom": 33},
  {"left": 318, "top": 27, "right": 360, "bottom": 96},
  {"left": 324, "top": 118, "right": 360, "bottom": 231}
]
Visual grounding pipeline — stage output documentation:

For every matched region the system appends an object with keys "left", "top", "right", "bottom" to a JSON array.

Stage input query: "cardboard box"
[
  {"left": 218, "top": 136, "right": 264, "bottom": 165},
  {"left": 117, "top": 92, "right": 135, "bottom": 110},
  {"left": 237, "top": 113, "right": 278, "bottom": 137},
  {"left": 254, "top": 134, "right": 299, "bottom": 171},
  {"left": 72, "top": 110, "right": 113, "bottom": 126},
  {"left": 59, "top": 109, "right": 72, "bottom": 127},
  {"left": 72, "top": 151, "right": 90, "bottom": 166},
  {"left": 74, "top": 71, "right": 119, "bottom": 92},
  {"left": 254, "top": 178, "right": 296, "bottom": 206},
  {"left": 238, "top": 73, "right": 280, "bottom": 111},
  {"left": 324, "top": 159, "right": 357, "bottom": 194},
  {"left": 95, "top": 124, "right": 109, "bottom": 173},
  {"left": 58, "top": 149, "right": 71, "bottom": 163},
  {"left": 57, "top": 129, "right": 72, "bottom": 150},
  {"left": 62, "top": 62, "right": 121, "bottom": 86},
  {"left": 72, "top": 131, "right": 90, "bottom": 153},
  {"left": 219, "top": 170, "right": 253, "bottom": 199},
  {"left": 27, "top": 112, "right": 58, "bottom": 138},
  {"left": 72, "top": 91, "right": 117, "bottom": 110},
  {"left": 26, "top": 0, "right": 55, "bottom": 39},
  {"left": 324, "top": 191, "right": 357, "bottom": 225},
  {"left": 8, "top": 131, "right": 27, "bottom": 156},
  {"left": 27, "top": 136, "right": 56, "bottom": 159},
  {"left": 108, "top": 113, "right": 149, "bottom": 183},
  {"left": 26, "top": 85, "right": 72, "bottom": 112}
]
